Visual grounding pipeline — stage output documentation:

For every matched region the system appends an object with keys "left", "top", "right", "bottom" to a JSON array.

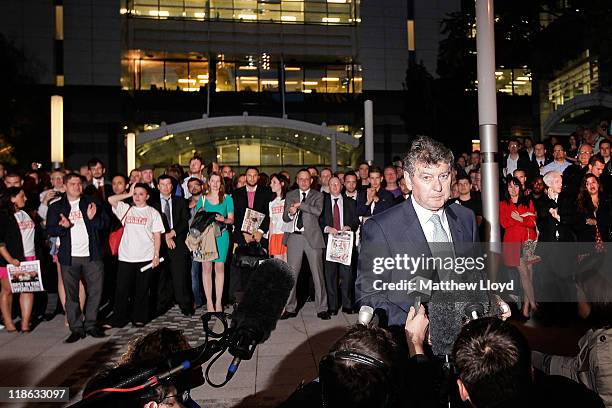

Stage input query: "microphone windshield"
[{"left": 230, "top": 259, "right": 295, "bottom": 352}]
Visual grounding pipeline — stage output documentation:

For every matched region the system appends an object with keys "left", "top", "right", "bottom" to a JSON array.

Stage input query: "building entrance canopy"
[{"left": 135, "top": 115, "right": 359, "bottom": 171}]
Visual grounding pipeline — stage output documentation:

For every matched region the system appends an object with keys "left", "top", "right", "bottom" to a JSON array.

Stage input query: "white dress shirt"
[
  {"left": 324, "top": 194, "right": 344, "bottom": 233},
  {"left": 160, "top": 194, "right": 173, "bottom": 229},
  {"left": 411, "top": 195, "right": 453, "bottom": 244},
  {"left": 291, "top": 189, "right": 310, "bottom": 232}
]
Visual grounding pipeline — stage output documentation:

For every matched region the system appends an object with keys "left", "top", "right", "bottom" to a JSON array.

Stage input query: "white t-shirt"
[
  {"left": 15, "top": 210, "right": 36, "bottom": 257},
  {"left": 68, "top": 199, "right": 90, "bottom": 257},
  {"left": 113, "top": 201, "right": 165, "bottom": 263},
  {"left": 268, "top": 197, "right": 285, "bottom": 235}
]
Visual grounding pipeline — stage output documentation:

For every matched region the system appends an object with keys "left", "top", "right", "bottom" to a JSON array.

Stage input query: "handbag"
[
  {"left": 522, "top": 228, "right": 540, "bottom": 265},
  {"left": 233, "top": 241, "right": 268, "bottom": 269},
  {"left": 108, "top": 206, "right": 131, "bottom": 256}
]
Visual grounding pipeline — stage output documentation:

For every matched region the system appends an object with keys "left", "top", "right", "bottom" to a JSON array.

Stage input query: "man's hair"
[
  {"left": 189, "top": 155, "right": 203, "bottom": 165},
  {"left": 358, "top": 161, "right": 369, "bottom": 168},
  {"left": 344, "top": 171, "right": 358, "bottom": 181},
  {"left": 599, "top": 139, "right": 611, "bottom": 149},
  {"left": 369, "top": 166, "right": 383, "bottom": 177},
  {"left": 157, "top": 174, "right": 174, "bottom": 184},
  {"left": 245, "top": 166, "right": 259, "bottom": 174},
  {"left": 589, "top": 155, "right": 605, "bottom": 167},
  {"left": 87, "top": 157, "right": 105, "bottom": 169},
  {"left": 112, "top": 174, "right": 128, "bottom": 184},
  {"left": 468, "top": 169, "right": 480, "bottom": 177},
  {"left": 403, "top": 136, "right": 454, "bottom": 177},
  {"left": 307, "top": 166, "right": 319, "bottom": 175},
  {"left": 187, "top": 177, "right": 202, "bottom": 186},
  {"left": 553, "top": 142, "right": 565, "bottom": 151},
  {"left": 456, "top": 175, "right": 471, "bottom": 184},
  {"left": 320, "top": 167, "right": 332, "bottom": 175},
  {"left": 453, "top": 317, "right": 532, "bottom": 408},
  {"left": 542, "top": 171, "right": 561, "bottom": 187},
  {"left": 319, "top": 324, "right": 399, "bottom": 408},
  {"left": 64, "top": 172, "right": 81, "bottom": 183},
  {"left": 296, "top": 168, "right": 311, "bottom": 177}
]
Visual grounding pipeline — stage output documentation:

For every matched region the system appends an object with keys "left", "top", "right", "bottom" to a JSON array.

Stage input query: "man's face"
[
  {"left": 532, "top": 178, "right": 545, "bottom": 194},
  {"left": 189, "top": 159, "right": 203, "bottom": 175},
  {"left": 513, "top": 171, "right": 526, "bottom": 187},
  {"left": 553, "top": 145, "right": 566, "bottom": 161},
  {"left": 399, "top": 177, "right": 410, "bottom": 195},
  {"left": 384, "top": 167, "right": 397, "bottom": 185},
  {"left": 80, "top": 166, "right": 92, "bottom": 181},
  {"left": 470, "top": 153, "right": 480, "bottom": 166},
  {"left": 211, "top": 162, "right": 220, "bottom": 174},
  {"left": 188, "top": 180, "right": 202, "bottom": 196},
  {"left": 405, "top": 161, "right": 451, "bottom": 211},
  {"left": 600, "top": 143, "right": 611, "bottom": 159},
  {"left": 358, "top": 164, "right": 369, "bottom": 180},
  {"left": 320, "top": 169, "right": 332, "bottom": 187},
  {"left": 297, "top": 170, "right": 312, "bottom": 191},
  {"left": 141, "top": 169, "right": 154, "bottom": 183},
  {"left": 369, "top": 171, "right": 382, "bottom": 189},
  {"left": 308, "top": 168, "right": 318, "bottom": 178},
  {"left": 586, "top": 177, "right": 599, "bottom": 195},
  {"left": 129, "top": 170, "right": 141, "bottom": 184},
  {"left": 583, "top": 129, "right": 595, "bottom": 144},
  {"left": 65, "top": 177, "right": 83, "bottom": 197},
  {"left": 112, "top": 176, "right": 127, "bottom": 195},
  {"left": 90, "top": 162, "right": 105, "bottom": 179},
  {"left": 337, "top": 173, "right": 345, "bottom": 184},
  {"left": 457, "top": 179, "right": 471, "bottom": 195},
  {"left": 344, "top": 175, "right": 357, "bottom": 193},
  {"left": 578, "top": 145, "right": 593, "bottom": 166},
  {"left": 535, "top": 144, "right": 546, "bottom": 158},
  {"left": 549, "top": 175, "right": 562, "bottom": 194},
  {"left": 508, "top": 141, "right": 519, "bottom": 155},
  {"left": 599, "top": 122, "right": 609, "bottom": 137},
  {"left": 245, "top": 169, "right": 259, "bottom": 187},
  {"left": 50, "top": 172, "right": 64, "bottom": 189},
  {"left": 236, "top": 175, "right": 246, "bottom": 188},
  {"left": 4, "top": 175, "right": 22, "bottom": 188},
  {"left": 221, "top": 166, "right": 233, "bottom": 179},
  {"left": 0, "top": 164, "right": 5, "bottom": 179},
  {"left": 524, "top": 138, "right": 533, "bottom": 149},
  {"left": 329, "top": 177, "right": 342, "bottom": 196},
  {"left": 589, "top": 161, "right": 605, "bottom": 178},
  {"left": 158, "top": 178, "right": 173, "bottom": 196}
]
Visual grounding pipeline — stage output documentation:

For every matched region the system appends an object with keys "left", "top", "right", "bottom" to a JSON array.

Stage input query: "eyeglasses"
[{"left": 579, "top": 151, "right": 593, "bottom": 155}]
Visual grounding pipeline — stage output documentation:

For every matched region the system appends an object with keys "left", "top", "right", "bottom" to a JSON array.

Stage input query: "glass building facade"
[{"left": 123, "top": 0, "right": 360, "bottom": 25}]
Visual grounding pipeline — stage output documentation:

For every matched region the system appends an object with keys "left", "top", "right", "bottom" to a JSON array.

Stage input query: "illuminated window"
[
  {"left": 407, "top": 20, "right": 415, "bottom": 51},
  {"left": 495, "top": 68, "right": 532, "bottom": 96},
  {"left": 129, "top": 0, "right": 359, "bottom": 25},
  {"left": 216, "top": 61, "right": 236, "bottom": 91},
  {"left": 548, "top": 53, "right": 599, "bottom": 110},
  {"left": 140, "top": 60, "right": 164, "bottom": 90}
]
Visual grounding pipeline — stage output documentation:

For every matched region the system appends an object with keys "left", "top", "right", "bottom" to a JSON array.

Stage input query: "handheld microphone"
[
  {"left": 464, "top": 303, "right": 485, "bottom": 322},
  {"left": 407, "top": 275, "right": 433, "bottom": 315},
  {"left": 357, "top": 305, "right": 374, "bottom": 326},
  {"left": 226, "top": 259, "right": 295, "bottom": 380}
]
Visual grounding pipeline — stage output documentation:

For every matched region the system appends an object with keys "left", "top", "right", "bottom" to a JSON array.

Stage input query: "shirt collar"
[
  {"left": 246, "top": 185, "right": 258, "bottom": 193},
  {"left": 330, "top": 193, "right": 342, "bottom": 200},
  {"left": 300, "top": 189, "right": 310, "bottom": 196},
  {"left": 411, "top": 195, "right": 445, "bottom": 226},
  {"left": 161, "top": 193, "right": 172, "bottom": 201}
]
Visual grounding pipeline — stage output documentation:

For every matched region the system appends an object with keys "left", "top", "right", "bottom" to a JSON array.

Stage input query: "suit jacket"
[
  {"left": 356, "top": 188, "right": 394, "bottom": 217},
  {"left": 282, "top": 188, "right": 325, "bottom": 249},
  {"left": 150, "top": 194, "right": 190, "bottom": 245},
  {"left": 232, "top": 185, "right": 273, "bottom": 246},
  {"left": 319, "top": 193, "right": 360, "bottom": 245},
  {"left": 356, "top": 198, "right": 480, "bottom": 327},
  {"left": 84, "top": 182, "right": 114, "bottom": 203}
]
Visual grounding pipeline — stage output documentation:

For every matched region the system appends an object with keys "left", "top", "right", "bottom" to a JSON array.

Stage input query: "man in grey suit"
[{"left": 281, "top": 169, "right": 330, "bottom": 320}]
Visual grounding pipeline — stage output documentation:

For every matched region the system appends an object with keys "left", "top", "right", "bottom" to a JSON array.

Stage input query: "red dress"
[{"left": 500, "top": 200, "right": 537, "bottom": 267}]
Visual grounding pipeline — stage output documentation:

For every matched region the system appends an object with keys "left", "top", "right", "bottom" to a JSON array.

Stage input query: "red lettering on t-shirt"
[
  {"left": 125, "top": 216, "right": 148, "bottom": 225},
  {"left": 69, "top": 210, "right": 83, "bottom": 223},
  {"left": 18, "top": 220, "right": 35, "bottom": 230},
  {"left": 271, "top": 205, "right": 284, "bottom": 214}
]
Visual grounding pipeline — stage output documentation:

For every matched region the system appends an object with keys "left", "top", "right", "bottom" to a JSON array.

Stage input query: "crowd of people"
[{"left": 1, "top": 120, "right": 612, "bottom": 407}]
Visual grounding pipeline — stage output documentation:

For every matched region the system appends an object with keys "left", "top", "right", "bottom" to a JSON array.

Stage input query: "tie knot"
[
  {"left": 429, "top": 213, "right": 442, "bottom": 226},
  {"left": 302, "top": 192, "right": 306, "bottom": 199},
  {"left": 334, "top": 197, "right": 339, "bottom": 204}
]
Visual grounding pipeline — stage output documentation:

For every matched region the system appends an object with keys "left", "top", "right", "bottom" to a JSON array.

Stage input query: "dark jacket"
[
  {"left": 319, "top": 193, "right": 360, "bottom": 245},
  {"left": 356, "top": 188, "right": 394, "bottom": 217},
  {"left": 0, "top": 211, "right": 44, "bottom": 267},
  {"left": 149, "top": 194, "right": 189, "bottom": 241},
  {"left": 47, "top": 195, "right": 109, "bottom": 265},
  {"left": 232, "top": 185, "right": 273, "bottom": 246}
]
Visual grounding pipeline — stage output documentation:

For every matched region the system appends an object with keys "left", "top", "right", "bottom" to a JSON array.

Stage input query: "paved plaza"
[{"left": 0, "top": 303, "right": 358, "bottom": 408}]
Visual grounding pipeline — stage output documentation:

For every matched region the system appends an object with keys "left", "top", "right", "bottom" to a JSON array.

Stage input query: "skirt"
[{"left": 269, "top": 233, "right": 287, "bottom": 256}]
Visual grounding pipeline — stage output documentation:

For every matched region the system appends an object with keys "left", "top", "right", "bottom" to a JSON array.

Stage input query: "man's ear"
[
  {"left": 457, "top": 378, "right": 470, "bottom": 402},
  {"left": 404, "top": 172, "right": 412, "bottom": 189}
]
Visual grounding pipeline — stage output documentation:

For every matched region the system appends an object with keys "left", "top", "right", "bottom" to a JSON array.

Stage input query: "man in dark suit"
[
  {"left": 151, "top": 175, "right": 193, "bottom": 316},
  {"left": 84, "top": 158, "right": 114, "bottom": 203},
  {"left": 319, "top": 176, "right": 360, "bottom": 314},
  {"left": 230, "top": 166, "right": 273, "bottom": 299},
  {"left": 281, "top": 169, "right": 330, "bottom": 320},
  {"left": 356, "top": 137, "right": 506, "bottom": 346},
  {"left": 356, "top": 166, "right": 394, "bottom": 217}
]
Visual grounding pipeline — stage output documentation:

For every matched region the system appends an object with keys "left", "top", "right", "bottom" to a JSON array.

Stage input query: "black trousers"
[
  {"left": 324, "top": 260, "right": 353, "bottom": 311},
  {"left": 61, "top": 257, "right": 104, "bottom": 334},
  {"left": 113, "top": 261, "right": 152, "bottom": 325},
  {"left": 160, "top": 243, "right": 193, "bottom": 312}
]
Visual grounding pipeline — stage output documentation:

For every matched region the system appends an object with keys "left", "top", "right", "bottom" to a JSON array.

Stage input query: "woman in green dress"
[{"left": 195, "top": 173, "right": 234, "bottom": 312}]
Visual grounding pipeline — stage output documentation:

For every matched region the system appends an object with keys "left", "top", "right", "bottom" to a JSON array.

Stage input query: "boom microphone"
[{"left": 227, "top": 258, "right": 295, "bottom": 380}]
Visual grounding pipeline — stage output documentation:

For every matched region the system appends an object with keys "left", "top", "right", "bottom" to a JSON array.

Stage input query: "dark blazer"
[
  {"left": 319, "top": 193, "right": 360, "bottom": 245},
  {"left": 47, "top": 194, "right": 109, "bottom": 266},
  {"left": 356, "top": 188, "right": 394, "bottom": 217},
  {"left": 232, "top": 185, "right": 273, "bottom": 246},
  {"left": 356, "top": 198, "right": 480, "bottom": 327},
  {"left": 84, "top": 182, "right": 114, "bottom": 203},
  {"left": 150, "top": 194, "right": 190, "bottom": 243},
  {"left": 0, "top": 211, "right": 44, "bottom": 267}
]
